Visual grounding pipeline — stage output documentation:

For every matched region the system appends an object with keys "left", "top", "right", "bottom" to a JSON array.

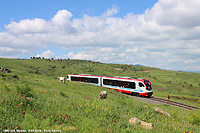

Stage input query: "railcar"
[
  {"left": 67, "top": 74, "right": 102, "bottom": 86},
  {"left": 102, "top": 76, "right": 153, "bottom": 97},
  {"left": 67, "top": 74, "right": 153, "bottom": 97}
]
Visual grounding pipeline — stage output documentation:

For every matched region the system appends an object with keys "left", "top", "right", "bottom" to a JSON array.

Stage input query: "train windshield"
[{"left": 144, "top": 80, "right": 152, "bottom": 90}]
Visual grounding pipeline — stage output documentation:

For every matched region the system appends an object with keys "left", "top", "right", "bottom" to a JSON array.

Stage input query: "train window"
[
  {"left": 108, "top": 80, "right": 113, "bottom": 85},
  {"left": 71, "top": 76, "right": 98, "bottom": 84},
  {"left": 113, "top": 80, "right": 120, "bottom": 86},
  {"left": 103, "top": 79, "right": 120, "bottom": 86},
  {"left": 82, "top": 77, "right": 98, "bottom": 84},
  {"left": 103, "top": 79, "right": 135, "bottom": 89},
  {"left": 85, "top": 77, "right": 89, "bottom": 82},
  {"left": 103, "top": 79, "right": 108, "bottom": 85},
  {"left": 125, "top": 81, "right": 135, "bottom": 89},
  {"left": 91, "top": 78, "right": 98, "bottom": 84},
  {"left": 139, "top": 82, "right": 145, "bottom": 87},
  {"left": 103, "top": 79, "right": 116, "bottom": 86},
  {"left": 71, "top": 76, "right": 78, "bottom": 81},
  {"left": 144, "top": 80, "right": 152, "bottom": 90},
  {"left": 81, "top": 77, "right": 85, "bottom": 82}
]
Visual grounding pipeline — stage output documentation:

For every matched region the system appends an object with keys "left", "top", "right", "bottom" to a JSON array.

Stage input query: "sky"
[{"left": 0, "top": 0, "right": 200, "bottom": 72}]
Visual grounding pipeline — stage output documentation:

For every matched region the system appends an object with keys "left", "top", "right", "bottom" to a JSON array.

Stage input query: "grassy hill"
[{"left": 0, "top": 58, "right": 199, "bottom": 132}]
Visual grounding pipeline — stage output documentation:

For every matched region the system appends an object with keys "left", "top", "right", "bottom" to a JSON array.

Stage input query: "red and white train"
[{"left": 67, "top": 74, "right": 153, "bottom": 97}]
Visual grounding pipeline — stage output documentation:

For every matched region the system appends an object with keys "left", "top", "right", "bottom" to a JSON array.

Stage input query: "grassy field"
[{"left": 0, "top": 58, "right": 200, "bottom": 132}]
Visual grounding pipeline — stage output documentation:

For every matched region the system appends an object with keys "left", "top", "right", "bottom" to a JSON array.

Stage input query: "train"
[{"left": 67, "top": 74, "right": 153, "bottom": 97}]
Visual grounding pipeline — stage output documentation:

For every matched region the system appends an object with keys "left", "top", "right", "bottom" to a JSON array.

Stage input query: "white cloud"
[
  {"left": 52, "top": 10, "right": 73, "bottom": 25},
  {"left": 0, "top": 46, "right": 29, "bottom": 58},
  {"left": 66, "top": 51, "right": 96, "bottom": 60},
  {"left": 5, "top": 18, "right": 49, "bottom": 33},
  {"left": 63, "top": 47, "right": 129, "bottom": 64},
  {"left": 0, "top": 2, "right": 200, "bottom": 72},
  {"left": 125, "top": 47, "right": 139, "bottom": 53},
  {"left": 145, "top": 0, "right": 200, "bottom": 28},
  {"left": 184, "top": 59, "right": 198, "bottom": 64},
  {"left": 104, "top": 5, "right": 119, "bottom": 17},
  {"left": 36, "top": 50, "right": 55, "bottom": 58}
]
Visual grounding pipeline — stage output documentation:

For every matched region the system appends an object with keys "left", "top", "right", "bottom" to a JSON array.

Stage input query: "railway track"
[
  {"left": 120, "top": 93, "right": 199, "bottom": 110},
  {"left": 147, "top": 96, "right": 200, "bottom": 110}
]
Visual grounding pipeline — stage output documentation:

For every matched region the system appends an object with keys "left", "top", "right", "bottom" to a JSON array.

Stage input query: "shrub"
[
  {"left": 12, "top": 74, "right": 19, "bottom": 79},
  {"left": 0, "top": 73, "right": 6, "bottom": 77},
  {"left": 16, "top": 84, "right": 35, "bottom": 98},
  {"left": 87, "top": 68, "right": 94, "bottom": 72},
  {"left": 198, "top": 99, "right": 200, "bottom": 103},
  {"left": 189, "top": 113, "right": 200, "bottom": 126},
  {"left": 50, "top": 65, "right": 56, "bottom": 69},
  {"left": 5, "top": 85, "right": 11, "bottom": 92},
  {"left": 60, "top": 90, "right": 68, "bottom": 98}
]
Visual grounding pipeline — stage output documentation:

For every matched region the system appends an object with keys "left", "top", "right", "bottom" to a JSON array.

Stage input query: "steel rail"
[{"left": 148, "top": 96, "right": 200, "bottom": 110}]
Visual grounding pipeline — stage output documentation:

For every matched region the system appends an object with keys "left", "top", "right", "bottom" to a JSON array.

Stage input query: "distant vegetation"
[{"left": 0, "top": 58, "right": 199, "bottom": 132}]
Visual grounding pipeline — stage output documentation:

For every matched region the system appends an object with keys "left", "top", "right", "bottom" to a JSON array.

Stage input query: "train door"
[
  {"left": 138, "top": 82, "right": 146, "bottom": 91},
  {"left": 120, "top": 81, "right": 125, "bottom": 88},
  {"left": 100, "top": 77, "right": 102, "bottom": 86},
  {"left": 78, "top": 77, "right": 81, "bottom": 82}
]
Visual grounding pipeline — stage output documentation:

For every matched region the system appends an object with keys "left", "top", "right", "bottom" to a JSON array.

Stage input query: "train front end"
[{"left": 138, "top": 79, "right": 153, "bottom": 97}]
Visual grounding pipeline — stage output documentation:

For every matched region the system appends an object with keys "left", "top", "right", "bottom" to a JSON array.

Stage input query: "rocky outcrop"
[
  {"left": 129, "top": 117, "right": 154, "bottom": 130},
  {"left": 154, "top": 107, "right": 171, "bottom": 117}
]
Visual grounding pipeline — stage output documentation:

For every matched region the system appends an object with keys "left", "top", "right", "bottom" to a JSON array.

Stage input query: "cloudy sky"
[{"left": 0, "top": 0, "right": 200, "bottom": 72}]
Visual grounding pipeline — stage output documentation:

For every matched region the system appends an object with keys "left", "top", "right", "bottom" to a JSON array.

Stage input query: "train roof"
[
  {"left": 102, "top": 76, "right": 145, "bottom": 81},
  {"left": 68, "top": 73, "right": 102, "bottom": 77},
  {"left": 68, "top": 74, "right": 148, "bottom": 81}
]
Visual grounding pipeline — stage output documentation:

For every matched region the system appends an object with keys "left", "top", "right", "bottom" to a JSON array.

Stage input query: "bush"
[
  {"left": 16, "top": 84, "right": 35, "bottom": 98},
  {"left": 12, "top": 74, "right": 19, "bottom": 79},
  {"left": 189, "top": 113, "right": 200, "bottom": 125},
  {"left": 5, "top": 85, "right": 11, "bottom": 92},
  {"left": 87, "top": 68, "right": 94, "bottom": 72},
  {"left": 60, "top": 90, "right": 68, "bottom": 98},
  {"left": 0, "top": 73, "right": 19, "bottom": 80}
]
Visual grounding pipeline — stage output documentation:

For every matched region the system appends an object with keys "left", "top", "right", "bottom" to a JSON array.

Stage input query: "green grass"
[{"left": 0, "top": 58, "right": 200, "bottom": 132}]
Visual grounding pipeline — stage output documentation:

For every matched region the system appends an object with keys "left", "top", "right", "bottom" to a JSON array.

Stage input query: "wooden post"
[{"left": 168, "top": 95, "right": 170, "bottom": 104}]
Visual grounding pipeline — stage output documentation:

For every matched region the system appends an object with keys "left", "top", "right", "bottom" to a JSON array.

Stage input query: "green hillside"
[{"left": 0, "top": 58, "right": 200, "bottom": 132}]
